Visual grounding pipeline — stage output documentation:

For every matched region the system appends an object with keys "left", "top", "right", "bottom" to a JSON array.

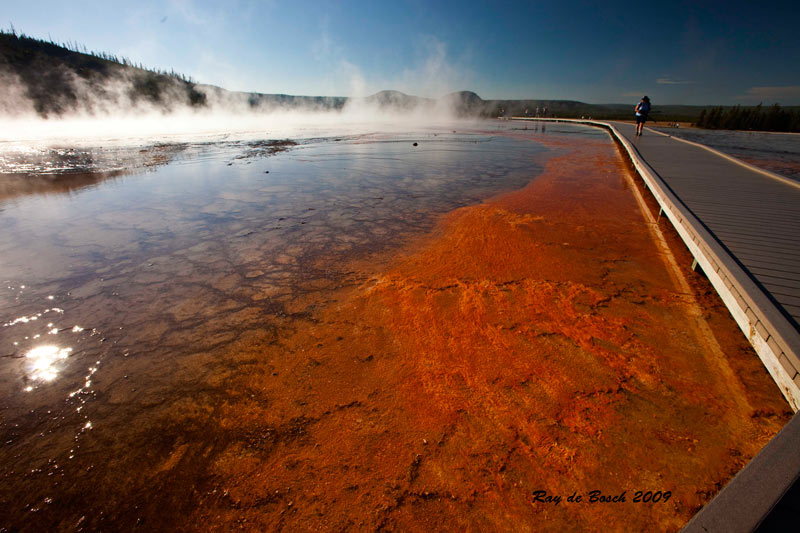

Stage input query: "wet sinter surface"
[{"left": 0, "top": 122, "right": 791, "bottom": 531}]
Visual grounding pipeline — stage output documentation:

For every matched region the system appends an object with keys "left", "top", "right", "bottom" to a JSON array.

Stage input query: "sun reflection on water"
[
  {"left": 4, "top": 290, "right": 104, "bottom": 457},
  {"left": 25, "top": 344, "right": 73, "bottom": 383},
  {"left": 3, "top": 291, "right": 90, "bottom": 394}
]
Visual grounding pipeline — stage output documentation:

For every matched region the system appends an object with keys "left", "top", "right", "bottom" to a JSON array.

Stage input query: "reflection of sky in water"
[
  {"left": 0, "top": 122, "right": 601, "bottom": 524},
  {"left": 651, "top": 127, "right": 800, "bottom": 182},
  {"left": 0, "top": 128, "right": 567, "bottom": 282},
  {"left": 0, "top": 124, "right": 592, "bottom": 410},
  {"left": 0, "top": 126, "right": 600, "bottom": 393}
]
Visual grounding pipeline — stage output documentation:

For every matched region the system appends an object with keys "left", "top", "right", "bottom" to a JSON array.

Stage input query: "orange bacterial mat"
[{"left": 189, "top": 135, "right": 791, "bottom": 531}]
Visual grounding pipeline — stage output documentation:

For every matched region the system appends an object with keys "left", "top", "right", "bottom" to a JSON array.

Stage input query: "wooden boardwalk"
[
  {"left": 609, "top": 123, "right": 800, "bottom": 533},
  {"left": 611, "top": 121, "right": 800, "bottom": 531},
  {"left": 611, "top": 121, "right": 800, "bottom": 327},
  {"left": 513, "top": 117, "right": 800, "bottom": 531}
]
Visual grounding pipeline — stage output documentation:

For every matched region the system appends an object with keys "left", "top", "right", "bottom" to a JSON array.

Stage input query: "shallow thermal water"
[
  {"left": 650, "top": 126, "right": 800, "bottom": 182},
  {"left": 0, "top": 121, "right": 601, "bottom": 527}
]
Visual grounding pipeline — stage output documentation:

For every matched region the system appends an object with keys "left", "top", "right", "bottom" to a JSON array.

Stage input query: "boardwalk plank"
[
  {"left": 726, "top": 242, "right": 800, "bottom": 260},
  {"left": 735, "top": 258, "right": 800, "bottom": 275},
  {"left": 770, "top": 292, "right": 800, "bottom": 306},
  {"left": 746, "top": 266, "right": 800, "bottom": 280},
  {"left": 686, "top": 210, "right": 799, "bottom": 227},
  {"left": 735, "top": 255, "right": 800, "bottom": 273},
  {"left": 783, "top": 304, "right": 800, "bottom": 320},
  {"left": 709, "top": 228, "right": 800, "bottom": 245}
]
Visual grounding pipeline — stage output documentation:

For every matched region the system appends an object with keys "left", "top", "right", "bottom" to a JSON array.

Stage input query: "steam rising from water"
[
  {"left": 1, "top": 30, "right": 480, "bottom": 150},
  {"left": 1, "top": 75, "right": 468, "bottom": 147},
  {"left": 2, "top": 108, "right": 457, "bottom": 146}
]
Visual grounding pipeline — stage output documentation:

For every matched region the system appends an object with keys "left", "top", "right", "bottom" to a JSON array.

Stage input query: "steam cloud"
[{"left": 1, "top": 61, "right": 478, "bottom": 148}]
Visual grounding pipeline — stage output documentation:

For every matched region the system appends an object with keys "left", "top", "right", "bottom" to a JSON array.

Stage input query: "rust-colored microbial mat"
[{"left": 190, "top": 136, "right": 791, "bottom": 530}]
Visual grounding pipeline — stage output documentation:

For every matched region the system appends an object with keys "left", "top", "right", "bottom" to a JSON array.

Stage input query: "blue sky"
[{"left": 4, "top": 0, "right": 800, "bottom": 104}]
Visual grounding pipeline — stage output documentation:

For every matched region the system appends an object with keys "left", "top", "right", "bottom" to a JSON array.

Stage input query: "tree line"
[
  {"left": 695, "top": 104, "right": 800, "bottom": 132},
  {"left": 2, "top": 25, "right": 195, "bottom": 84}
]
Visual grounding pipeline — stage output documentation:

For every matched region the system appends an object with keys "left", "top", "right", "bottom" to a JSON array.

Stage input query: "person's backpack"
[{"left": 640, "top": 101, "right": 651, "bottom": 113}]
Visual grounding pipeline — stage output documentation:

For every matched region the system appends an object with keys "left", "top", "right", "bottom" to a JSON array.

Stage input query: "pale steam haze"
[
  {"left": 2, "top": 0, "right": 800, "bottom": 144},
  {"left": 0, "top": 91, "right": 469, "bottom": 146}
]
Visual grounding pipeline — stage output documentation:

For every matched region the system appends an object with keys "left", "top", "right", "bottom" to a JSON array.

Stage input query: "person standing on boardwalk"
[{"left": 635, "top": 96, "right": 651, "bottom": 136}]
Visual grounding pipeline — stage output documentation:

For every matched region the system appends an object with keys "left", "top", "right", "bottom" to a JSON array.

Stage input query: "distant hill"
[
  {"left": 196, "top": 84, "right": 348, "bottom": 112},
  {"left": 4, "top": 29, "right": 787, "bottom": 125},
  {"left": 364, "top": 90, "right": 435, "bottom": 111},
  {"left": 437, "top": 91, "right": 483, "bottom": 117}
]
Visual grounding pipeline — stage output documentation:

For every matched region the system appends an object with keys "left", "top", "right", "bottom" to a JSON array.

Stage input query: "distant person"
[
  {"left": 635, "top": 96, "right": 651, "bottom": 136},
  {"left": 543, "top": 106, "right": 547, "bottom": 117}
]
